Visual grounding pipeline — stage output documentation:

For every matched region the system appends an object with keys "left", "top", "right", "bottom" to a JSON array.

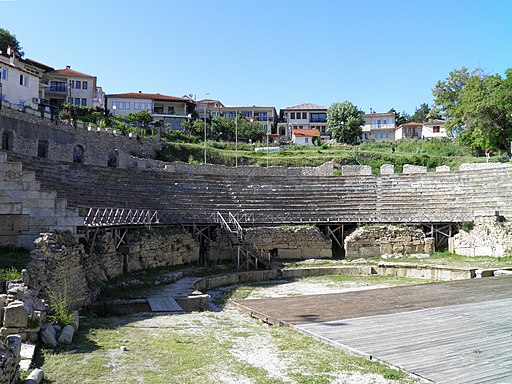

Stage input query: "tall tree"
[
  {"left": 432, "top": 67, "right": 512, "bottom": 151},
  {"left": 388, "top": 108, "right": 410, "bottom": 126},
  {"left": 0, "top": 28, "right": 24, "bottom": 57},
  {"left": 327, "top": 101, "right": 364, "bottom": 143},
  {"left": 411, "top": 103, "right": 431, "bottom": 122}
]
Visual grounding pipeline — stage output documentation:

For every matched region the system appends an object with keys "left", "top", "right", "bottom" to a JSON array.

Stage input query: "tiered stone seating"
[{"left": 7, "top": 153, "right": 512, "bottom": 227}]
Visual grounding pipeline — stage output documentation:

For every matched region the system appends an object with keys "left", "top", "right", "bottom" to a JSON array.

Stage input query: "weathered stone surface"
[
  {"left": 0, "top": 334, "right": 21, "bottom": 384},
  {"left": 345, "top": 225, "right": 432, "bottom": 259},
  {"left": 341, "top": 165, "right": 372, "bottom": 176},
  {"left": 451, "top": 215, "right": 512, "bottom": 257},
  {"left": 380, "top": 164, "right": 395, "bottom": 175},
  {"left": 3, "top": 301, "right": 29, "bottom": 328},
  {"left": 22, "top": 368, "right": 44, "bottom": 384},
  {"left": 57, "top": 325, "right": 74, "bottom": 344},
  {"left": 40, "top": 324, "right": 57, "bottom": 348}
]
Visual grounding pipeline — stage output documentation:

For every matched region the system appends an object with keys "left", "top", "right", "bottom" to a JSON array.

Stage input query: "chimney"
[
  {"left": 66, "top": 65, "right": 71, "bottom": 70},
  {"left": 139, "top": 90, "right": 142, "bottom": 93}
]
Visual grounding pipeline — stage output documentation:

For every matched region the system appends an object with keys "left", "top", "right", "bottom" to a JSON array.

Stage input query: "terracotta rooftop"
[
  {"left": 49, "top": 66, "right": 94, "bottom": 78},
  {"left": 106, "top": 92, "right": 190, "bottom": 102},
  {"left": 399, "top": 122, "right": 423, "bottom": 126},
  {"left": 283, "top": 103, "right": 327, "bottom": 110},
  {"left": 292, "top": 128, "right": 321, "bottom": 137},
  {"left": 222, "top": 105, "right": 275, "bottom": 110}
]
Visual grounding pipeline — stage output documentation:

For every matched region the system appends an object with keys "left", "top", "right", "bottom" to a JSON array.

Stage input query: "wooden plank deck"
[
  {"left": 147, "top": 296, "right": 183, "bottom": 313},
  {"left": 234, "top": 276, "right": 512, "bottom": 383}
]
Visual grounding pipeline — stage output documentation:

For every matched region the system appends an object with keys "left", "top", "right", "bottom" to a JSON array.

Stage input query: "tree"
[
  {"left": 411, "top": 103, "right": 431, "bottom": 123},
  {"left": 388, "top": 108, "right": 410, "bottom": 126},
  {"left": 327, "top": 101, "right": 364, "bottom": 143},
  {"left": 0, "top": 28, "right": 24, "bottom": 57},
  {"left": 432, "top": 67, "right": 512, "bottom": 151}
]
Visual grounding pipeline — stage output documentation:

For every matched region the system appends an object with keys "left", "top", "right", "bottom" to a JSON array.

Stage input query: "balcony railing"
[{"left": 46, "top": 85, "right": 69, "bottom": 94}]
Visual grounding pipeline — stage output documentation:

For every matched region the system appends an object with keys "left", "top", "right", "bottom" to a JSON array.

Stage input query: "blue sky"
[{"left": 2, "top": 0, "right": 512, "bottom": 114}]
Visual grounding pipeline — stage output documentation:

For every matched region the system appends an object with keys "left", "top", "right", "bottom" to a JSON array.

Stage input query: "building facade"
[
  {"left": 106, "top": 92, "right": 194, "bottom": 130},
  {"left": 278, "top": 103, "right": 328, "bottom": 140},
  {"left": 45, "top": 66, "right": 98, "bottom": 108},
  {"left": 361, "top": 111, "right": 396, "bottom": 142},
  {"left": 0, "top": 54, "right": 40, "bottom": 111},
  {"left": 220, "top": 105, "right": 277, "bottom": 135}
]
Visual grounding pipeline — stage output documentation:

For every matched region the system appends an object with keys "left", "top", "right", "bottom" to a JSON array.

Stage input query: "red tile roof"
[
  {"left": 49, "top": 67, "right": 94, "bottom": 78},
  {"left": 292, "top": 128, "right": 321, "bottom": 137},
  {"left": 400, "top": 122, "right": 422, "bottom": 126},
  {"left": 283, "top": 103, "right": 326, "bottom": 110},
  {"left": 106, "top": 92, "right": 190, "bottom": 102}
]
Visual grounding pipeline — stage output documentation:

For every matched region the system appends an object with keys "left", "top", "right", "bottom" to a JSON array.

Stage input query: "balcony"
[
  {"left": 46, "top": 85, "right": 69, "bottom": 95},
  {"left": 310, "top": 117, "right": 327, "bottom": 123}
]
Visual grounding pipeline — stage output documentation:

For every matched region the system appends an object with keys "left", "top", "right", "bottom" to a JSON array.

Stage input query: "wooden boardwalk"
[{"left": 234, "top": 276, "right": 512, "bottom": 383}]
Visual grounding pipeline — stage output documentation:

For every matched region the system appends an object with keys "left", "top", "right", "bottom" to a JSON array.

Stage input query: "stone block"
[
  {"left": 58, "top": 324, "right": 75, "bottom": 344},
  {"left": 380, "top": 164, "right": 395, "bottom": 175},
  {"left": 359, "top": 246, "right": 380, "bottom": 258},
  {"left": 3, "top": 301, "right": 29, "bottom": 328},
  {"left": 40, "top": 324, "right": 57, "bottom": 348}
]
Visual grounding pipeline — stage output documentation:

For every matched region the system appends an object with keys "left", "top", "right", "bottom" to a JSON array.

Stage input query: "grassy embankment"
[{"left": 155, "top": 137, "right": 500, "bottom": 173}]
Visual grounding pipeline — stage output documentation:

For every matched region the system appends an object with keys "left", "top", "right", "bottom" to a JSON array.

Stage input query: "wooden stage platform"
[{"left": 234, "top": 276, "right": 512, "bottom": 383}]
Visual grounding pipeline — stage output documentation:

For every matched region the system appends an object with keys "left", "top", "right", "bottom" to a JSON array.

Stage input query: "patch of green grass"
[
  {"left": 304, "top": 274, "right": 435, "bottom": 286},
  {"left": 0, "top": 245, "right": 31, "bottom": 282}
]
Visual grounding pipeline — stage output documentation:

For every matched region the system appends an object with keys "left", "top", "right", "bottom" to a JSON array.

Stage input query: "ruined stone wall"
[
  {"left": 27, "top": 229, "right": 199, "bottom": 307},
  {"left": 0, "top": 108, "right": 162, "bottom": 168},
  {"left": 450, "top": 215, "right": 512, "bottom": 257},
  {"left": 163, "top": 160, "right": 335, "bottom": 177},
  {"left": 244, "top": 226, "right": 332, "bottom": 259},
  {"left": 0, "top": 335, "right": 21, "bottom": 384},
  {"left": 344, "top": 225, "right": 433, "bottom": 259},
  {"left": 119, "top": 230, "right": 199, "bottom": 272}
]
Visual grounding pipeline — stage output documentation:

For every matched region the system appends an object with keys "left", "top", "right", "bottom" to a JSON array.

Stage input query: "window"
[
  {"left": 305, "top": 138, "right": 309, "bottom": 144},
  {"left": 310, "top": 113, "right": 326, "bottom": 122},
  {"left": 124, "top": 102, "right": 130, "bottom": 110},
  {"left": 68, "top": 97, "right": 73, "bottom": 104},
  {"left": 74, "top": 98, "right": 80, "bottom": 105},
  {"left": 167, "top": 106, "right": 175, "bottom": 114},
  {"left": 302, "top": 112, "right": 307, "bottom": 119},
  {"left": 73, "top": 145, "right": 84, "bottom": 163},
  {"left": 37, "top": 140, "right": 49, "bottom": 158},
  {"left": 385, "top": 131, "right": 389, "bottom": 139},
  {"left": 2, "top": 131, "right": 13, "bottom": 151},
  {"left": 19, "top": 74, "right": 29, "bottom": 87},
  {"left": 82, "top": 81, "right": 88, "bottom": 90},
  {"left": 147, "top": 102, "right": 152, "bottom": 111},
  {"left": 257, "top": 112, "right": 267, "bottom": 121},
  {"left": 134, "top": 102, "right": 139, "bottom": 110},
  {"left": 383, "top": 119, "right": 387, "bottom": 125},
  {"left": 374, "top": 132, "right": 378, "bottom": 139},
  {"left": 75, "top": 81, "right": 81, "bottom": 90},
  {"left": 290, "top": 112, "right": 296, "bottom": 119},
  {"left": 433, "top": 125, "right": 440, "bottom": 133},
  {"left": 380, "top": 132, "right": 384, "bottom": 139},
  {"left": 69, "top": 80, "right": 74, "bottom": 88},
  {"left": 0, "top": 67, "right": 6, "bottom": 80},
  {"left": 376, "top": 119, "right": 381, "bottom": 127},
  {"left": 50, "top": 81, "right": 66, "bottom": 92},
  {"left": 241, "top": 111, "right": 252, "bottom": 117},
  {"left": 227, "top": 112, "right": 236, "bottom": 117},
  {"left": 81, "top": 98, "right": 87, "bottom": 106}
]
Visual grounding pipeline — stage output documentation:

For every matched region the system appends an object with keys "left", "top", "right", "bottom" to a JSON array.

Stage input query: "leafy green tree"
[
  {"left": 388, "top": 108, "right": 410, "bottom": 126},
  {"left": 432, "top": 67, "right": 512, "bottom": 151},
  {"left": 127, "top": 110, "right": 153, "bottom": 128},
  {"left": 327, "top": 101, "right": 364, "bottom": 143},
  {"left": 411, "top": 103, "right": 431, "bottom": 122},
  {"left": 0, "top": 28, "right": 24, "bottom": 57}
]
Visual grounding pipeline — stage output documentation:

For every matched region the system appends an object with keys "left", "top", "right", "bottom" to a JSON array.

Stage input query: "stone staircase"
[{"left": 0, "top": 152, "right": 83, "bottom": 247}]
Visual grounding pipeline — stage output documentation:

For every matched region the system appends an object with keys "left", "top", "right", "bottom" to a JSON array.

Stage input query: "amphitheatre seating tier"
[{"left": 8, "top": 153, "right": 512, "bottom": 225}]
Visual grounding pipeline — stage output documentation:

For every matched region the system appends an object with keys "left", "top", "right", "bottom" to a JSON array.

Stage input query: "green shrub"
[{"left": 47, "top": 293, "right": 75, "bottom": 325}]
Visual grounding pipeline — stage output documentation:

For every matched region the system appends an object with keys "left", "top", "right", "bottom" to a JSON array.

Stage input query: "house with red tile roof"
[
  {"left": 278, "top": 103, "right": 329, "bottom": 140},
  {"left": 291, "top": 128, "right": 320, "bottom": 146},
  {"left": 45, "top": 65, "right": 100, "bottom": 109},
  {"left": 106, "top": 91, "right": 195, "bottom": 130},
  {"left": 220, "top": 105, "right": 278, "bottom": 135},
  {"left": 395, "top": 120, "right": 447, "bottom": 140}
]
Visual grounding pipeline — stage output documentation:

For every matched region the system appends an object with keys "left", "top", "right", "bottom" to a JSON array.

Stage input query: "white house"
[
  {"left": 395, "top": 120, "right": 447, "bottom": 140},
  {"left": 421, "top": 120, "right": 448, "bottom": 139},
  {"left": 196, "top": 98, "right": 224, "bottom": 119},
  {"left": 278, "top": 103, "right": 328, "bottom": 140},
  {"left": 45, "top": 66, "right": 98, "bottom": 108},
  {"left": 0, "top": 53, "right": 40, "bottom": 110},
  {"left": 361, "top": 111, "right": 396, "bottom": 142},
  {"left": 106, "top": 92, "right": 194, "bottom": 129},
  {"left": 220, "top": 105, "right": 278, "bottom": 135},
  {"left": 291, "top": 128, "right": 320, "bottom": 146}
]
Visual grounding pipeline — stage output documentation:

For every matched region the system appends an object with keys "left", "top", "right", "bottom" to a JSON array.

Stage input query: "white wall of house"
[
  {"left": 422, "top": 121, "right": 447, "bottom": 139},
  {"left": 361, "top": 112, "right": 396, "bottom": 142},
  {"left": 0, "top": 59, "right": 39, "bottom": 110},
  {"left": 292, "top": 135, "right": 315, "bottom": 146},
  {"left": 107, "top": 97, "right": 153, "bottom": 117}
]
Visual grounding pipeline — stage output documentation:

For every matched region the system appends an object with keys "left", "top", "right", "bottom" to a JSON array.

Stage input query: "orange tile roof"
[
  {"left": 106, "top": 92, "right": 190, "bottom": 102},
  {"left": 292, "top": 128, "right": 321, "bottom": 137},
  {"left": 49, "top": 67, "right": 94, "bottom": 78},
  {"left": 283, "top": 103, "right": 326, "bottom": 110}
]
